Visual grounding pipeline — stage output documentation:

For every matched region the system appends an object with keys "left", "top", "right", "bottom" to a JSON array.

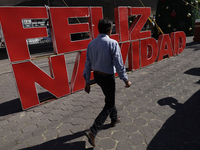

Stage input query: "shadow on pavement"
[
  {"left": 184, "top": 67, "right": 200, "bottom": 77},
  {"left": 20, "top": 131, "right": 89, "bottom": 150},
  {"left": 0, "top": 48, "right": 8, "bottom": 60},
  {"left": 0, "top": 98, "right": 22, "bottom": 117},
  {"left": 0, "top": 92, "right": 55, "bottom": 117},
  {"left": 185, "top": 67, "right": 200, "bottom": 84},
  {"left": 147, "top": 89, "right": 200, "bottom": 150},
  {"left": 186, "top": 41, "right": 200, "bottom": 51},
  {"left": 19, "top": 124, "right": 111, "bottom": 150}
]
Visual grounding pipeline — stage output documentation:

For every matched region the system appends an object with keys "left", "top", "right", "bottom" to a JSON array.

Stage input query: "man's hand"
[
  {"left": 125, "top": 80, "right": 131, "bottom": 88},
  {"left": 84, "top": 83, "right": 91, "bottom": 94}
]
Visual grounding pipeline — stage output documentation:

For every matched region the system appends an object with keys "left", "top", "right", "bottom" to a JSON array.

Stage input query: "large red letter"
[
  {"left": 120, "top": 42, "right": 131, "bottom": 64},
  {"left": 141, "top": 38, "right": 158, "bottom": 68},
  {"left": 114, "top": 7, "right": 129, "bottom": 42},
  {"left": 157, "top": 34, "right": 173, "bottom": 61},
  {"left": 128, "top": 40, "right": 140, "bottom": 70},
  {"left": 170, "top": 31, "right": 186, "bottom": 55},
  {"left": 12, "top": 55, "right": 70, "bottom": 110},
  {"left": 128, "top": 7, "right": 151, "bottom": 40},
  {"left": 0, "top": 7, "right": 48, "bottom": 62},
  {"left": 71, "top": 51, "right": 94, "bottom": 93},
  {"left": 88, "top": 7, "right": 103, "bottom": 39},
  {"left": 49, "top": 7, "right": 91, "bottom": 54}
]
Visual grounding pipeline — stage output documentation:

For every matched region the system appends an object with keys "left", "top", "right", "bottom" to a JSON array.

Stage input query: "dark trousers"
[{"left": 90, "top": 72, "right": 118, "bottom": 137}]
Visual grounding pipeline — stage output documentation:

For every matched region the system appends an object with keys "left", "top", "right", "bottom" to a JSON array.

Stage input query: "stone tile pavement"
[{"left": 0, "top": 36, "right": 200, "bottom": 150}]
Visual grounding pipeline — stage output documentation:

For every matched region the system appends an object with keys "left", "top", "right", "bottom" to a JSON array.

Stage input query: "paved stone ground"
[{"left": 0, "top": 36, "right": 200, "bottom": 150}]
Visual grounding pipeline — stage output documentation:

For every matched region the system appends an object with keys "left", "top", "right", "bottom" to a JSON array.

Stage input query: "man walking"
[{"left": 83, "top": 18, "right": 131, "bottom": 147}]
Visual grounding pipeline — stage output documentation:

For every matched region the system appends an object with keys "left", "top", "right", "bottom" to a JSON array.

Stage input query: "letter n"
[
  {"left": 71, "top": 51, "right": 94, "bottom": 93},
  {"left": 12, "top": 55, "right": 70, "bottom": 110}
]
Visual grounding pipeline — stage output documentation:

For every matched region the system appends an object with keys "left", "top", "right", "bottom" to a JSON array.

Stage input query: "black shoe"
[
  {"left": 110, "top": 116, "right": 121, "bottom": 127},
  {"left": 85, "top": 130, "right": 95, "bottom": 147}
]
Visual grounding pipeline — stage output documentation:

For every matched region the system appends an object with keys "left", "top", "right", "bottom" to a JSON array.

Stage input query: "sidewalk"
[{"left": 0, "top": 36, "right": 200, "bottom": 150}]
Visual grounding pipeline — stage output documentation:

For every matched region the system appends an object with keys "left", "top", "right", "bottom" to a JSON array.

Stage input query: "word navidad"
[{"left": 0, "top": 6, "right": 186, "bottom": 109}]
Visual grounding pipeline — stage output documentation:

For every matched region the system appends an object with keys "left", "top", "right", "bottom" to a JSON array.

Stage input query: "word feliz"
[{"left": 0, "top": 7, "right": 186, "bottom": 109}]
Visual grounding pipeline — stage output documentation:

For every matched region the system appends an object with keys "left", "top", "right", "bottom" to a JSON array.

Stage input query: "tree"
[{"left": 154, "top": 0, "right": 199, "bottom": 37}]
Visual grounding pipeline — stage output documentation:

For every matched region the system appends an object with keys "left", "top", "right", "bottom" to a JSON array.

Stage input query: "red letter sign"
[
  {"left": 88, "top": 7, "right": 103, "bottom": 39},
  {"left": 170, "top": 31, "right": 186, "bottom": 55},
  {"left": 12, "top": 55, "right": 70, "bottom": 110},
  {"left": 49, "top": 7, "right": 91, "bottom": 54},
  {"left": 0, "top": 7, "right": 48, "bottom": 62},
  {"left": 128, "top": 40, "right": 140, "bottom": 70},
  {"left": 141, "top": 38, "right": 158, "bottom": 68},
  {"left": 115, "top": 7, "right": 129, "bottom": 42},
  {"left": 157, "top": 34, "right": 173, "bottom": 61},
  {"left": 128, "top": 7, "right": 151, "bottom": 40},
  {"left": 0, "top": 6, "right": 187, "bottom": 110},
  {"left": 71, "top": 51, "right": 94, "bottom": 93}
]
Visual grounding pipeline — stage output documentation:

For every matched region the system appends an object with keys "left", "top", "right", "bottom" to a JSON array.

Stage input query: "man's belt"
[{"left": 94, "top": 70, "right": 112, "bottom": 75}]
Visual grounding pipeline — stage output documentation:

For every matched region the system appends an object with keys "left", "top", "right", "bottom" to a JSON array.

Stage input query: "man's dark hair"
[{"left": 98, "top": 18, "right": 113, "bottom": 34}]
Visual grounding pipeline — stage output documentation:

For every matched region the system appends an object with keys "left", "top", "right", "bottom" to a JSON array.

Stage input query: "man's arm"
[
  {"left": 83, "top": 46, "right": 91, "bottom": 93},
  {"left": 112, "top": 42, "right": 131, "bottom": 87}
]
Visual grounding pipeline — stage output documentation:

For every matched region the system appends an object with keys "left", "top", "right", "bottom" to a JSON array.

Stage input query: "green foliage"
[{"left": 154, "top": 0, "right": 199, "bottom": 37}]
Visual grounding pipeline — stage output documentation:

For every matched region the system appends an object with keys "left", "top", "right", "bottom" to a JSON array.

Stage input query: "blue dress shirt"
[{"left": 83, "top": 34, "right": 128, "bottom": 83}]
